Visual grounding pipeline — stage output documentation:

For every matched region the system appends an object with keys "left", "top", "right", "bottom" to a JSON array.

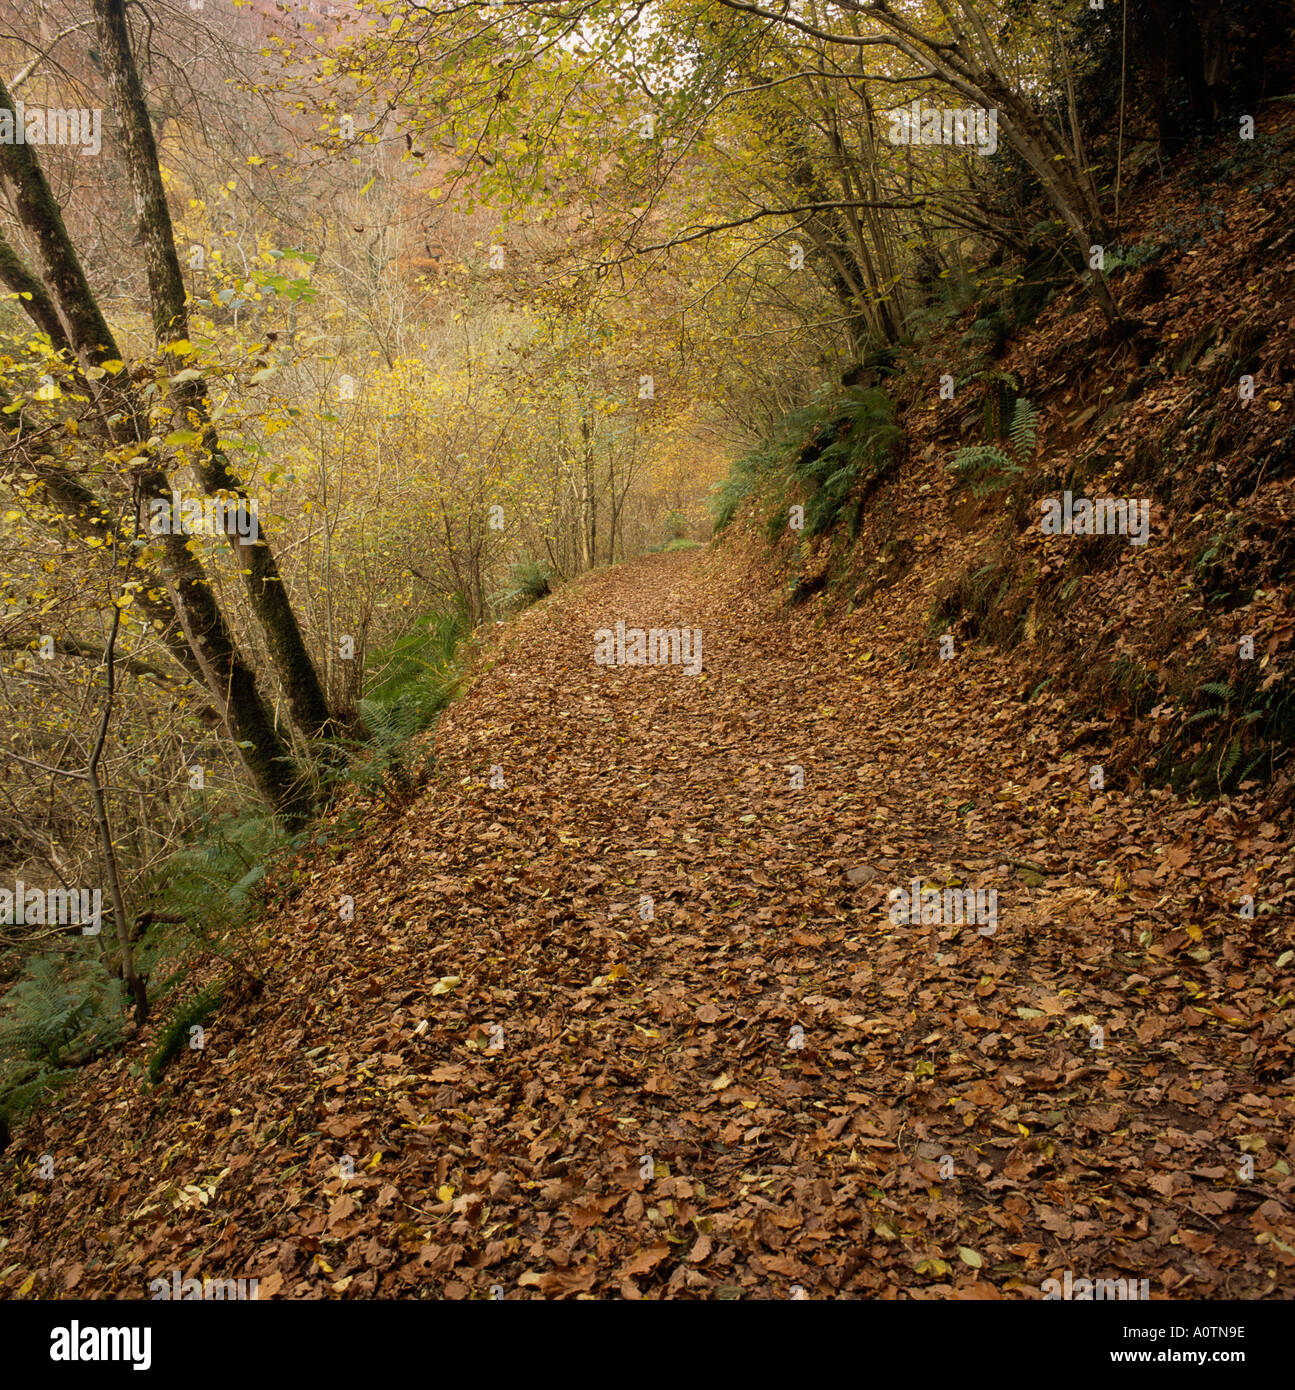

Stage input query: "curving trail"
[{"left": 5, "top": 544, "right": 1292, "bottom": 1299}]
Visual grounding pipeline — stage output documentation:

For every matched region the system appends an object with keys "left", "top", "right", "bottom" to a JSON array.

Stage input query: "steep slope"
[{"left": 740, "top": 104, "right": 1295, "bottom": 810}]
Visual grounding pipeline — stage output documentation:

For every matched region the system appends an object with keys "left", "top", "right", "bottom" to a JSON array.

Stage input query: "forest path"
[{"left": 6, "top": 546, "right": 1291, "bottom": 1299}]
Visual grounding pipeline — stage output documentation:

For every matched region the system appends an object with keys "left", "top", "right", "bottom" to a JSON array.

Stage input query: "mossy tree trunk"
[{"left": 91, "top": 0, "right": 340, "bottom": 741}]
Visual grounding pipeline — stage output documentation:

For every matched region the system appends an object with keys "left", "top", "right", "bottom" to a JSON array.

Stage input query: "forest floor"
[{"left": 3, "top": 543, "right": 1293, "bottom": 1299}]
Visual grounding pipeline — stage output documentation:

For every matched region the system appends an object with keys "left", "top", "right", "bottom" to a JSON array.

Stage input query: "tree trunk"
[
  {"left": 138, "top": 459, "right": 315, "bottom": 826},
  {"left": 0, "top": 112, "right": 313, "bottom": 824},
  {"left": 91, "top": 0, "right": 338, "bottom": 740}
]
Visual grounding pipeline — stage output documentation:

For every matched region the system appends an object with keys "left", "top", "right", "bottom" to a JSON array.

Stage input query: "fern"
[
  {"left": 949, "top": 444, "right": 1021, "bottom": 492},
  {"left": 147, "top": 983, "right": 222, "bottom": 1084},
  {"left": 961, "top": 310, "right": 1009, "bottom": 353},
  {"left": 710, "top": 386, "right": 902, "bottom": 538},
  {"left": 139, "top": 811, "right": 286, "bottom": 962},
  {"left": 0, "top": 954, "right": 125, "bottom": 1068},
  {"left": 344, "top": 600, "right": 470, "bottom": 801},
  {"left": 493, "top": 559, "right": 552, "bottom": 612},
  {"left": 710, "top": 472, "right": 750, "bottom": 532},
  {"left": 1155, "top": 669, "right": 1293, "bottom": 797},
  {"left": 786, "top": 386, "right": 902, "bottom": 536},
  {"left": 980, "top": 372, "right": 1017, "bottom": 439},
  {"left": 1218, "top": 736, "right": 1244, "bottom": 786},
  {"left": 0, "top": 1063, "right": 77, "bottom": 1129},
  {"left": 1009, "top": 398, "right": 1039, "bottom": 456},
  {"left": 360, "top": 602, "right": 467, "bottom": 741},
  {"left": 365, "top": 602, "right": 468, "bottom": 704},
  {"left": 948, "top": 395, "right": 1037, "bottom": 494},
  {"left": 1103, "top": 241, "right": 1164, "bottom": 277},
  {"left": 1238, "top": 750, "right": 1269, "bottom": 783}
]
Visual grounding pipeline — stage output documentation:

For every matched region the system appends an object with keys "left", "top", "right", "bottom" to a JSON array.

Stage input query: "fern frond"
[
  {"left": 0, "top": 954, "right": 125, "bottom": 1067},
  {"left": 950, "top": 444, "right": 1012, "bottom": 476},
  {"left": 1009, "top": 398, "right": 1039, "bottom": 457},
  {"left": 1219, "top": 737, "right": 1244, "bottom": 783},
  {"left": 1238, "top": 751, "right": 1268, "bottom": 782},
  {"left": 950, "top": 445, "right": 1022, "bottom": 495}
]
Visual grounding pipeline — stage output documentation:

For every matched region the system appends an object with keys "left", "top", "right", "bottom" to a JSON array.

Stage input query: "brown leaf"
[{"left": 617, "top": 1244, "right": 671, "bottom": 1278}]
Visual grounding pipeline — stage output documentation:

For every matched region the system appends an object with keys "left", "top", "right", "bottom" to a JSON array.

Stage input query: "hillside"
[
  {"left": 1, "top": 519, "right": 1291, "bottom": 1297},
  {"left": 721, "top": 104, "right": 1295, "bottom": 819}
]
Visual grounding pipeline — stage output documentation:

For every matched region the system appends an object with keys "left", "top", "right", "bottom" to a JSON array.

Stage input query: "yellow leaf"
[
  {"left": 711, "top": 1072, "right": 731, "bottom": 1091},
  {"left": 437, "top": 1184, "right": 455, "bottom": 1203},
  {"left": 958, "top": 1247, "right": 983, "bottom": 1268},
  {"left": 16, "top": 1273, "right": 35, "bottom": 1296}
]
